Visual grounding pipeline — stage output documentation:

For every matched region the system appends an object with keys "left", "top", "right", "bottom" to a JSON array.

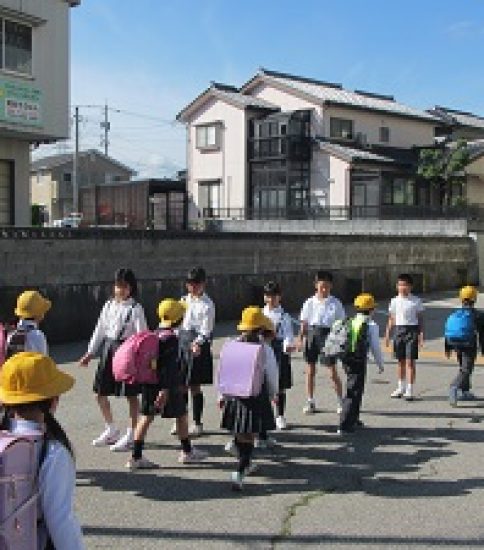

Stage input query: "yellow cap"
[
  {"left": 15, "top": 291, "right": 51, "bottom": 320},
  {"left": 354, "top": 293, "right": 376, "bottom": 311},
  {"left": 459, "top": 285, "right": 478, "bottom": 302},
  {"left": 157, "top": 299, "right": 187, "bottom": 327},
  {"left": 0, "top": 352, "right": 74, "bottom": 405},
  {"left": 237, "top": 306, "right": 274, "bottom": 333}
]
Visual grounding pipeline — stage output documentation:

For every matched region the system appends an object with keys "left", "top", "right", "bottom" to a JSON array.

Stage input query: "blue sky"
[{"left": 36, "top": 0, "right": 484, "bottom": 177}]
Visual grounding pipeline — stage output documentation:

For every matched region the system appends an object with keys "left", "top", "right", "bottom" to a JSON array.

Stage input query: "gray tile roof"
[
  {"left": 317, "top": 140, "right": 400, "bottom": 165},
  {"left": 31, "top": 149, "right": 135, "bottom": 174},
  {"left": 245, "top": 69, "right": 438, "bottom": 123},
  {"left": 430, "top": 106, "right": 484, "bottom": 130}
]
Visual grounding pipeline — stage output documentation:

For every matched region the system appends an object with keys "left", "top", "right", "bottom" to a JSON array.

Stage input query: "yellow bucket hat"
[
  {"left": 459, "top": 285, "right": 478, "bottom": 302},
  {"left": 354, "top": 293, "right": 376, "bottom": 311},
  {"left": 157, "top": 299, "right": 187, "bottom": 327},
  {"left": 15, "top": 290, "right": 51, "bottom": 320},
  {"left": 237, "top": 306, "right": 274, "bottom": 333},
  {"left": 0, "top": 352, "right": 75, "bottom": 405}
]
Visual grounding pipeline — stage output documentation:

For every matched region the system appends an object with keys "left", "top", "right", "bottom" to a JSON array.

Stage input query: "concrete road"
[{"left": 51, "top": 291, "right": 484, "bottom": 549}]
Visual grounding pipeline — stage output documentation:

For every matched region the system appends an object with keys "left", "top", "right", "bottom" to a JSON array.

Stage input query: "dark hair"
[
  {"left": 397, "top": 273, "right": 413, "bottom": 285},
  {"left": 115, "top": 268, "right": 138, "bottom": 298},
  {"left": 314, "top": 270, "right": 333, "bottom": 283},
  {"left": 239, "top": 330, "right": 262, "bottom": 344},
  {"left": 186, "top": 267, "right": 207, "bottom": 284},
  {"left": 1, "top": 399, "right": 75, "bottom": 459},
  {"left": 263, "top": 281, "right": 281, "bottom": 296}
]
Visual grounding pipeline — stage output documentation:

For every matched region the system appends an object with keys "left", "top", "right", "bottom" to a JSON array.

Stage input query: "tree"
[{"left": 417, "top": 139, "right": 470, "bottom": 208}]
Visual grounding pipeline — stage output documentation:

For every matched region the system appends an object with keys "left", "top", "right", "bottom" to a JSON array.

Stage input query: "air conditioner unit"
[{"left": 356, "top": 132, "right": 368, "bottom": 147}]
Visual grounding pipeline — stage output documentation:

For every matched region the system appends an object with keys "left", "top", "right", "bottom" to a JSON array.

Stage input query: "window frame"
[
  {"left": 195, "top": 123, "right": 221, "bottom": 151},
  {"left": 0, "top": 16, "right": 33, "bottom": 77},
  {"left": 379, "top": 126, "right": 390, "bottom": 143},
  {"left": 330, "top": 117, "right": 354, "bottom": 140}
]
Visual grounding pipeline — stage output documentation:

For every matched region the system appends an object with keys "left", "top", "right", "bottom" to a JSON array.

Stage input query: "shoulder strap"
[{"left": 115, "top": 303, "right": 136, "bottom": 342}]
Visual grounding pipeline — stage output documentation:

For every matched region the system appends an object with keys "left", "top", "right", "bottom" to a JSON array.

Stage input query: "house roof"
[
  {"left": 446, "top": 139, "right": 484, "bottom": 163},
  {"left": 31, "top": 149, "right": 136, "bottom": 175},
  {"left": 176, "top": 82, "right": 278, "bottom": 122},
  {"left": 317, "top": 139, "right": 415, "bottom": 167},
  {"left": 241, "top": 68, "right": 439, "bottom": 123},
  {"left": 429, "top": 106, "right": 484, "bottom": 131}
]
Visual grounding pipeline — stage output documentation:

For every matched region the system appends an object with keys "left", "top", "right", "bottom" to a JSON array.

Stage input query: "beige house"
[
  {"left": 0, "top": 0, "right": 80, "bottom": 226},
  {"left": 177, "top": 68, "right": 443, "bottom": 222},
  {"left": 31, "top": 149, "right": 135, "bottom": 222}
]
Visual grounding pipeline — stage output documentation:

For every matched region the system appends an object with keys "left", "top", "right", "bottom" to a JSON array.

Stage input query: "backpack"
[
  {"left": 4, "top": 326, "right": 33, "bottom": 360},
  {"left": 445, "top": 308, "right": 475, "bottom": 347},
  {"left": 112, "top": 329, "right": 172, "bottom": 385},
  {"left": 0, "top": 430, "right": 44, "bottom": 550},
  {"left": 217, "top": 340, "right": 265, "bottom": 398},
  {"left": 323, "top": 317, "right": 369, "bottom": 364}
]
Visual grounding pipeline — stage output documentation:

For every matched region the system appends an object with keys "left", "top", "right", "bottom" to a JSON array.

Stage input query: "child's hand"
[
  {"left": 295, "top": 336, "right": 304, "bottom": 352},
  {"left": 79, "top": 353, "right": 92, "bottom": 367},
  {"left": 272, "top": 395, "right": 279, "bottom": 406},
  {"left": 191, "top": 342, "right": 201, "bottom": 356},
  {"left": 445, "top": 350, "right": 451, "bottom": 359},
  {"left": 217, "top": 398, "right": 225, "bottom": 410},
  {"left": 384, "top": 336, "right": 391, "bottom": 350},
  {"left": 418, "top": 333, "right": 424, "bottom": 349},
  {"left": 155, "top": 390, "right": 167, "bottom": 409}
]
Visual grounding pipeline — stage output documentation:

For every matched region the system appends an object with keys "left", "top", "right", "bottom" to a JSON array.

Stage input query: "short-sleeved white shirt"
[
  {"left": 300, "top": 295, "right": 346, "bottom": 327},
  {"left": 388, "top": 294, "right": 424, "bottom": 326}
]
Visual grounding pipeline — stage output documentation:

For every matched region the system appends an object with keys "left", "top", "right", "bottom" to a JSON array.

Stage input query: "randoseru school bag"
[
  {"left": 0, "top": 430, "right": 44, "bottom": 550},
  {"left": 112, "top": 329, "right": 173, "bottom": 385},
  {"left": 4, "top": 326, "right": 32, "bottom": 360},
  {"left": 217, "top": 340, "right": 265, "bottom": 398},
  {"left": 445, "top": 308, "right": 475, "bottom": 347},
  {"left": 323, "top": 317, "right": 369, "bottom": 363}
]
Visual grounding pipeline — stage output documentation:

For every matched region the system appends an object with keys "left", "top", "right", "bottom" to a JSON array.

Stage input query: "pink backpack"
[
  {"left": 0, "top": 430, "right": 43, "bottom": 550},
  {"left": 217, "top": 340, "right": 265, "bottom": 398},
  {"left": 112, "top": 329, "right": 173, "bottom": 385}
]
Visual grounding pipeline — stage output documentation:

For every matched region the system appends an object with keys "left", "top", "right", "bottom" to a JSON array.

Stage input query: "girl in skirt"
[
  {"left": 79, "top": 268, "right": 147, "bottom": 451},
  {"left": 126, "top": 299, "right": 208, "bottom": 469},
  {"left": 219, "top": 306, "right": 279, "bottom": 491}
]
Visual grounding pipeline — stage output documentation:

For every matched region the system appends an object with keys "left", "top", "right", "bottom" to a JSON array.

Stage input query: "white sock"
[
  {"left": 308, "top": 397, "right": 315, "bottom": 404},
  {"left": 397, "top": 380, "right": 406, "bottom": 391},
  {"left": 406, "top": 384, "right": 413, "bottom": 394},
  {"left": 106, "top": 423, "right": 116, "bottom": 433}
]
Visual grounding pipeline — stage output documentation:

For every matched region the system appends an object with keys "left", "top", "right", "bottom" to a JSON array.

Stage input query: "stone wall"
[{"left": 0, "top": 229, "right": 477, "bottom": 343}]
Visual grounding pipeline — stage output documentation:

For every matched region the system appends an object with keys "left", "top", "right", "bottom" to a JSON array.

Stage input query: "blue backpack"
[{"left": 444, "top": 308, "right": 475, "bottom": 347}]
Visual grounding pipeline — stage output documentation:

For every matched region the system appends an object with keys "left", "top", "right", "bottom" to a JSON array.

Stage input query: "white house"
[
  {"left": 0, "top": 0, "right": 79, "bottom": 226},
  {"left": 177, "top": 68, "right": 444, "bottom": 222}
]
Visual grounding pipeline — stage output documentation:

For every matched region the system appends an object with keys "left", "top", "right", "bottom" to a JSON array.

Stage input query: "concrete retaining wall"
[{"left": 0, "top": 230, "right": 477, "bottom": 343}]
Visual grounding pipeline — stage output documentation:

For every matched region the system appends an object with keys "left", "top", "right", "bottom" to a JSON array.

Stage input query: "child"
[
  {"left": 446, "top": 286, "right": 484, "bottom": 406},
  {"left": 6, "top": 290, "right": 51, "bottom": 356},
  {"left": 79, "top": 268, "right": 147, "bottom": 451},
  {"left": 220, "top": 306, "right": 279, "bottom": 491},
  {"left": 177, "top": 267, "right": 215, "bottom": 436},
  {"left": 126, "top": 299, "right": 208, "bottom": 469},
  {"left": 263, "top": 281, "right": 296, "bottom": 430},
  {"left": 384, "top": 273, "right": 424, "bottom": 401},
  {"left": 297, "top": 270, "right": 346, "bottom": 415},
  {"left": 338, "top": 293, "right": 384, "bottom": 435},
  {"left": 0, "top": 352, "right": 84, "bottom": 549}
]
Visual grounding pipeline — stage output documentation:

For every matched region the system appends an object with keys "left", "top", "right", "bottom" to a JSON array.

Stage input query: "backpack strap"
[{"left": 115, "top": 302, "right": 136, "bottom": 343}]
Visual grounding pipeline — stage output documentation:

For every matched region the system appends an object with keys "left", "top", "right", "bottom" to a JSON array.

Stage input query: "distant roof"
[
  {"left": 66, "top": 0, "right": 81, "bottom": 6},
  {"left": 429, "top": 106, "right": 484, "bottom": 131},
  {"left": 241, "top": 68, "right": 438, "bottom": 123},
  {"left": 31, "top": 149, "right": 136, "bottom": 174},
  {"left": 317, "top": 139, "right": 414, "bottom": 166},
  {"left": 447, "top": 139, "right": 484, "bottom": 162},
  {"left": 176, "top": 82, "right": 278, "bottom": 122}
]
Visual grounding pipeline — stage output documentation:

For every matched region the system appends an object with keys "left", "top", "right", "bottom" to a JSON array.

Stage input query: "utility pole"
[
  {"left": 100, "top": 102, "right": 110, "bottom": 156},
  {"left": 73, "top": 106, "right": 80, "bottom": 213}
]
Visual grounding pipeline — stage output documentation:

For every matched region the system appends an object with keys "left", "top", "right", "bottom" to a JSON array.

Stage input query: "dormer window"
[
  {"left": 196, "top": 123, "right": 220, "bottom": 150},
  {"left": 330, "top": 117, "right": 354, "bottom": 140}
]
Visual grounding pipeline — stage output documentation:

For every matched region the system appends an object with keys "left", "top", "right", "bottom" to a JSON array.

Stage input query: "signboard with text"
[{"left": 0, "top": 79, "right": 42, "bottom": 127}]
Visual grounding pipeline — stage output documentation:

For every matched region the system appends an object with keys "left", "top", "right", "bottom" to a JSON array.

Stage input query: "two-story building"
[
  {"left": 31, "top": 149, "right": 135, "bottom": 222},
  {"left": 0, "top": 0, "right": 79, "bottom": 226},
  {"left": 177, "top": 68, "right": 445, "bottom": 222}
]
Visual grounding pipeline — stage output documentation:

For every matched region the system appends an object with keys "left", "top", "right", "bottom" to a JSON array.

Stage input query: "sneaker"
[
  {"left": 178, "top": 447, "right": 208, "bottom": 464},
  {"left": 449, "top": 386, "right": 458, "bottom": 407},
  {"left": 254, "top": 436, "right": 277, "bottom": 449},
  {"left": 337, "top": 428, "right": 354, "bottom": 436},
  {"left": 125, "top": 457, "right": 157, "bottom": 471},
  {"left": 231, "top": 471, "right": 244, "bottom": 491},
  {"left": 92, "top": 427, "right": 120, "bottom": 447},
  {"left": 170, "top": 422, "right": 178, "bottom": 436},
  {"left": 391, "top": 388, "right": 404, "bottom": 399},
  {"left": 275, "top": 416, "right": 287, "bottom": 430},
  {"left": 461, "top": 391, "right": 476, "bottom": 401},
  {"left": 224, "top": 439, "right": 237, "bottom": 456},
  {"left": 189, "top": 423, "right": 203, "bottom": 437},
  {"left": 303, "top": 400, "right": 316, "bottom": 414},
  {"left": 244, "top": 462, "right": 258, "bottom": 476},
  {"left": 404, "top": 388, "right": 414, "bottom": 401},
  {"left": 110, "top": 432, "right": 133, "bottom": 452}
]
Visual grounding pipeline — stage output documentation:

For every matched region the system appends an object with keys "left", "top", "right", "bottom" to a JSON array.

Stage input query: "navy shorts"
[
  {"left": 393, "top": 326, "right": 420, "bottom": 361},
  {"left": 304, "top": 327, "right": 336, "bottom": 367}
]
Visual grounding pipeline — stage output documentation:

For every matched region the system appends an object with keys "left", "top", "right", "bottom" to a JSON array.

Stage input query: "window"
[
  {"left": 382, "top": 175, "right": 416, "bottom": 206},
  {"left": 199, "top": 180, "right": 220, "bottom": 214},
  {"left": 0, "top": 19, "right": 32, "bottom": 75},
  {"left": 196, "top": 124, "right": 219, "bottom": 150},
  {"left": 379, "top": 126, "right": 390, "bottom": 143},
  {"left": 63, "top": 172, "right": 72, "bottom": 184},
  {"left": 330, "top": 117, "right": 354, "bottom": 140}
]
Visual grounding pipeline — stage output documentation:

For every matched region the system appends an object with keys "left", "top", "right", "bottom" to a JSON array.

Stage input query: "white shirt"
[
  {"left": 300, "top": 295, "right": 346, "bottom": 327},
  {"left": 356, "top": 313, "right": 384, "bottom": 371},
  {"left": 388, "top": 294, "right": 424, "bottom": 327},
  {"left": 6, "top": 319, "right": 48, "bottom": 355},
  {"left": 181, "top": 293, "right": 215, "bottom": 344},
  {"left": 87, "top": 298, "right": 147, "bottom": 355},
  {"left": 9, "top": 419, "right": 85, "bottom": 550},
  {"left": 263, "top": 305, "right": 294, "bottom": 352}
]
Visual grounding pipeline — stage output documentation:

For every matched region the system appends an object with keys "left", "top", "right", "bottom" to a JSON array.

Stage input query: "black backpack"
[
  {"left": 340, "top": 316, "right": 370, "bottom": 365},
  {"left": 6, "top": 326, "right": 32, "bottom": 359}
]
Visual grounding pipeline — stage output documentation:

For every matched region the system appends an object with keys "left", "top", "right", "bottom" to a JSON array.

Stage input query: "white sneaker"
[
  {"left": 92, "top": 427, "right": 120, "bottom": 447},
  {"left": 224, "top": 439, "right": 237, "bottom": 456},
  {"left": 110, "top": 432, "right": 133, "bottom": 452},
  {"left": 275, "top": 416, "right": 287, "bottom": 430},
  {"left": 404, "top": 388, "right": 414, "bottom": 401},
  {"left": 231, "top": 471, "right": 244, "bottom": 491},
  {"left": 391, "top": 388, "right": 404, "bottom": 399},
  {"left": 189, "top": 423, "right": 203, "bottom": 437},
  {"left": 303, "top": 400, "right": 316, "bottom": 414},
  {"left": 170, "top": 422, "right": 178, "bottom": 436},
  {"left": 178, "top": 447, "right": 208, "bottom": 464},
  {"left": 254, "top": 436, "right": 277, "bottom": 449},
  {"left": 125, "top": 457, "right": 157, "bottom": 471}
]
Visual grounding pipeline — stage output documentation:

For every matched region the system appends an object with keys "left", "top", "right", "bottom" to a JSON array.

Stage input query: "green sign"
[{"left": 0, "top": 79, "right": 42, "bottom": 127}]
